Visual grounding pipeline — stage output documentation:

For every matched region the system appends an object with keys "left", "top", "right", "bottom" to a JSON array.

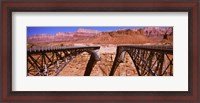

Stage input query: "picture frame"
[{"left": 1, "top": 0, "right": 199, "bottom": 103}]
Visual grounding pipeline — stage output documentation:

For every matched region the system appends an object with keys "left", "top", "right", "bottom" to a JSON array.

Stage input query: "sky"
[{"left": 27, "top": 26, "right": 143, "bottom": 37}]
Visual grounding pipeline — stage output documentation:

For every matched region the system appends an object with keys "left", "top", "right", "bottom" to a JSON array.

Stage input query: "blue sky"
[{"left": 27, "top": 26, "right": 143, "bottom": 37}]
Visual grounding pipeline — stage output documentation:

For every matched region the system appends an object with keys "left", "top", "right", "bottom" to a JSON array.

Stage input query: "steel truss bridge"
[{"left": 27, "top": 45, "right": 173, "bottom": 76}]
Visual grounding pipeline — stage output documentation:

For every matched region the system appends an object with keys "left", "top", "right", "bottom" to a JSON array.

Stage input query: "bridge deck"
[
  {"left": 118, "top": 45, "right": 173, "bottom": 54},
  {"left": 27, "top": 46, "right": 100, "bottom": 53}
]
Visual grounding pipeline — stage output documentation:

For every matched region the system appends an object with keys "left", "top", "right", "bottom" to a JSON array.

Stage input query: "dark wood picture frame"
[{"left": 1, "top": 0, "right": 199, "bottom": 103}]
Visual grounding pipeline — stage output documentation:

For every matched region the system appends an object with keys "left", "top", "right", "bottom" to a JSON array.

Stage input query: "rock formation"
[
  {"left": 27, "top": 27, "right": 173, "bottom": 44},
  {"left": 143, "top": 27, "right": 173, "bottom": 38},
  {"left": 77, "top": 28, "right": 101, "bottom": 34},
  {"left": 55, "top": 32, "right": 74, "bottom": 37}
]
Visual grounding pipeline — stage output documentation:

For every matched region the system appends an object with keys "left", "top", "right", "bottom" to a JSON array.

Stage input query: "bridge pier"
[
  {"left": 84, "top": 50, "right": 100, "bottom": 76},
  {"left": 109, "top": 47, "right": 126, "bottom": 76}
]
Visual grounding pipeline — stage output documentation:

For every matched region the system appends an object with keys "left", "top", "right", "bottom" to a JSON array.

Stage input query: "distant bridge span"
[{"left": 27, "top": 45, "right": 173, "bottom": 76}]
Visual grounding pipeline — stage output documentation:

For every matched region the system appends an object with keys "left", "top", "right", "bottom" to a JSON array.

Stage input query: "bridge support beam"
[
  {"left": 84, "top": 50, "right": 100, "bottom": 76},
  {"left": 109, "top": 47, "right": 125, "bottom": 76}
]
